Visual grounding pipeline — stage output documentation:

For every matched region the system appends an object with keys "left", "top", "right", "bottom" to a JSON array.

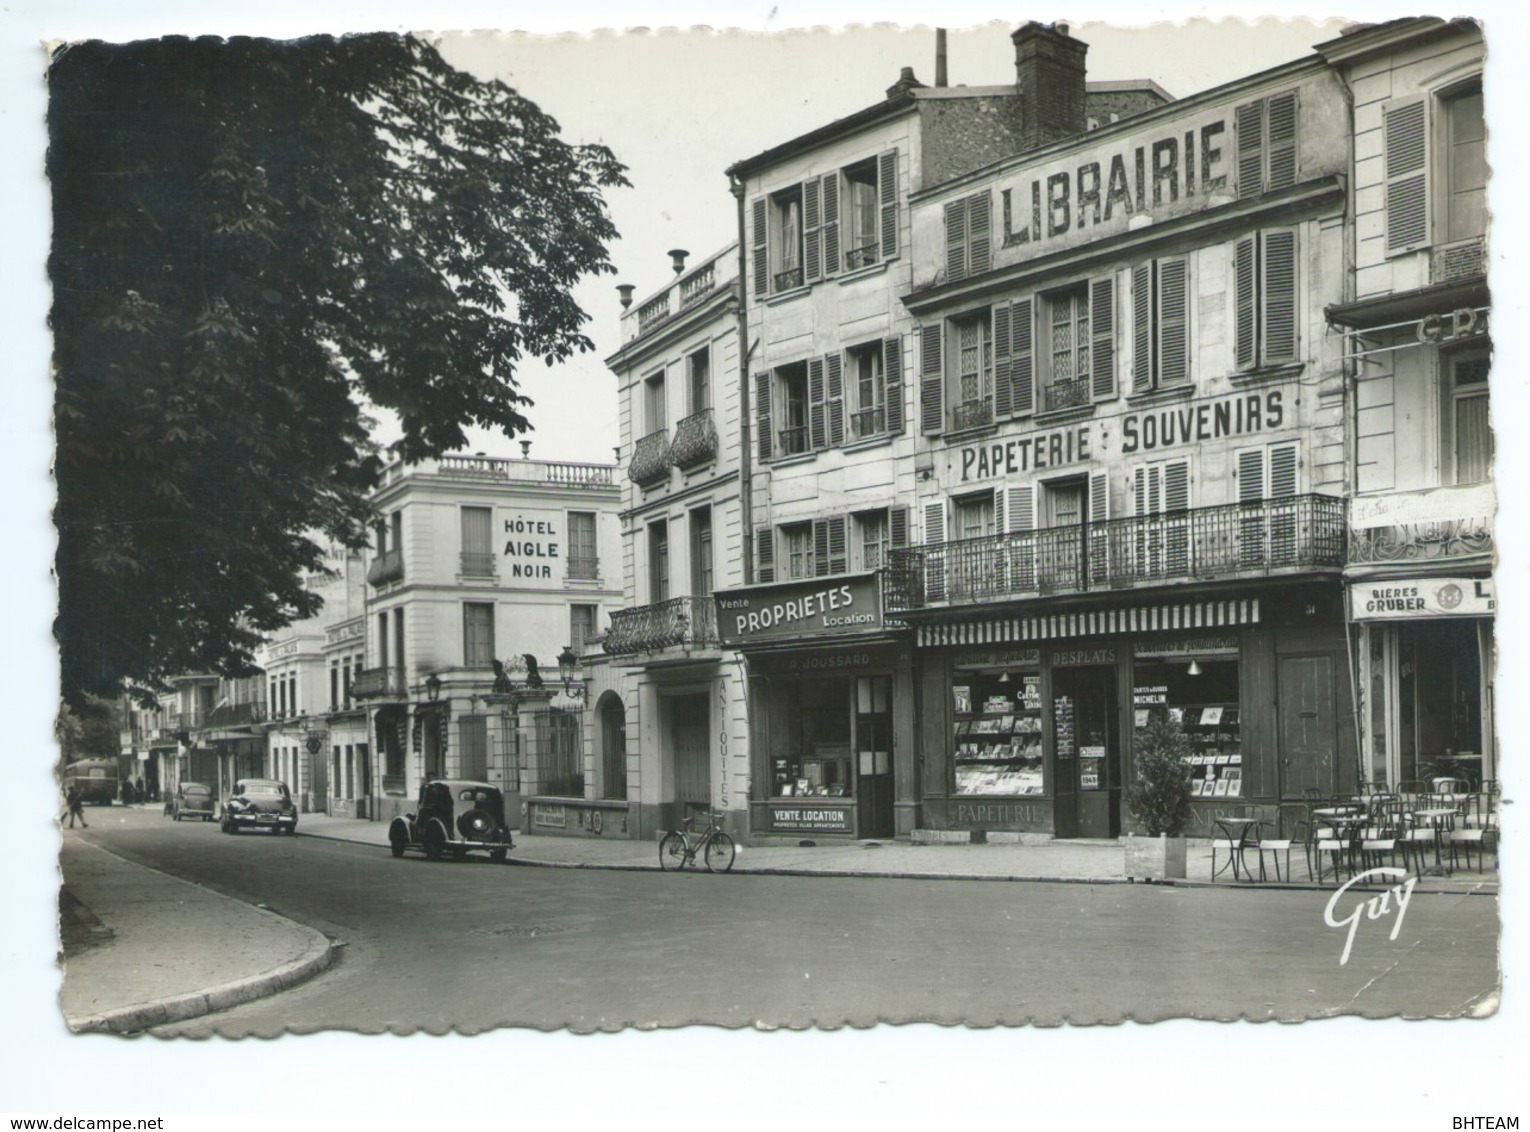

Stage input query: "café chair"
[{"left": 1254, "top": 818, "right": 1307, "bottom": 882}]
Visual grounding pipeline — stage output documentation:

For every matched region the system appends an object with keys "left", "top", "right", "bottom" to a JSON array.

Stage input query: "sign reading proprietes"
[{"left": 715, "top": 573, "right": 883, "bottom": 645}]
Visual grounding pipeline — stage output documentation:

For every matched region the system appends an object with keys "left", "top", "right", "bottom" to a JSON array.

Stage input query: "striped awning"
[{"left": 916, "top": 598, "right": 1260, "bottom": 648}]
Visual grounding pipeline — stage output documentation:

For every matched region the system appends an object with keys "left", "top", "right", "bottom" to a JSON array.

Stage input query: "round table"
[{"left": 1412, "top": 807, "right": 1459, "bottom": 873}]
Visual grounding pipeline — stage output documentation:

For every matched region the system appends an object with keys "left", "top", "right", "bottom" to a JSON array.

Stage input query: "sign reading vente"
[{"left": 716, "top": 573, "right": 883, "bottom": 646}]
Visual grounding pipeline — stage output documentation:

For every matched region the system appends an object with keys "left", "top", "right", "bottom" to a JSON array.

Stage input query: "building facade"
[{"left": 1319, "top": 19, "right": 1494, "bottom": 792}]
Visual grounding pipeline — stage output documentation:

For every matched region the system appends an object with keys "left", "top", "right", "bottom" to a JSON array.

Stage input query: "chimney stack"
[
  {"left": 1012, "top": 21, "right": 1088, "bottom": 151},
  {"left": 935, "top": 28, "right": 948, "bottom": 87},
  {"left": 885, "top": 66, "right": 926, "bottom": 101}
]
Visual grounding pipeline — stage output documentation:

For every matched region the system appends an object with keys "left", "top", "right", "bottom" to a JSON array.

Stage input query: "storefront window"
[
  {"left": 1132, "top": 656, "right": 1240, "bottom": 798},
  {"left": 952, "top": 670, "right": 1044, "bottom": 795},
  {"left": 770, "top": 677, "right": 852, "bottom": 798}
]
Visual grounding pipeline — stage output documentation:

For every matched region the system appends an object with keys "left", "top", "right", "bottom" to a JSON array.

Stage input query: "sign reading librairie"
[
  {"left": 1350, "top": 578, "right": 1495, "bottom": 620},
  {"left": 716, "top": 573, "right": 883, "bottom": 645},
  {"left": 766, "top": 804, "right": 853, "bottom": 835}
]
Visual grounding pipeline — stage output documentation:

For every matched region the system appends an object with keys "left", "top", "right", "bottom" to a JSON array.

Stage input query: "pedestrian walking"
[
  {"left": 63, "top": 785, "right": 88, "bottom": 829},
  {"left": 135, "top": 775, "right": 145, "bottom": 805}
]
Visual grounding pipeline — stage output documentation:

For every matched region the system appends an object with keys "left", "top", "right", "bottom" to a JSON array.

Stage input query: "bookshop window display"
[
  {"left": 769, "top": 676, "right": 854, "bottom": 799},
  {"left": 952, "top": 669, "right": 1045, "bottom": 796},
  {"left": 1131, "top": 657, "right": 1241, "bottom": 799}
]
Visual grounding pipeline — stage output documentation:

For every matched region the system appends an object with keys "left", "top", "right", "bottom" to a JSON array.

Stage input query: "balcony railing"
[
  {"left": 952, "top": 399, "right": 994, "bottom": 432},
  {"left": 679, "top": 263, "right": 717, "bottom": 308},
  {"left": 435, "top": 455, "right": 615, "bottom": 488},
  {"left": 1042, "top": 378, "right": 1091, "bottom": 413},
  {"left": 886, "top": 495, "right": 1345, "bottom": 611},
  {"left": 670, "top": 408, "right": 718, "bottom": 469},
  {"left": 637, "top": 293, "right": 672, "bottom": 333},
  {"left": 844, "top": 243, "right": 878, "bottom": 271},
  {"left": 1433, "top": 236, "right": 1487, "bottom": 285},
  {"left": 567, "top": 554, "right": 600, "bottom": 581},
  {"left": 352, "top": 666, "right": 407, "bottom": 700},
  {"left": 367, "top": 549, "right": 403, "bottom": 587},
  {"left": 460, "top": 551, "right": 497, "bottom": 578},
  {"left": 628, "top": 428, "right": 672, "bottom": 487},
  {"left": 206, "top": 701, "right": 267, "bottom": 727},
  {"left": 774, "top": 267, "right": 804, "bottom": 292},
  {"left": 603, "top": 595, "right": 719, "bottom": 656},
  {"left": 851, "top": 406, "right": 885, "bottom": 439},
  {"left": 777, "top": 425, "right": 809, "bottom": 456}
]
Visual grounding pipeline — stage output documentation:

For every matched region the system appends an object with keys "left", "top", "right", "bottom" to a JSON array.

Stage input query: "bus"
[{"left": 63, "top": 759, "right": 119, "bottom": 805}]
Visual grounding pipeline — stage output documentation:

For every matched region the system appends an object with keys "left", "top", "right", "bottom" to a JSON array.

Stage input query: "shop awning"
[{"left": 916, "top": 598, "right": 1260, "bottom": 648}]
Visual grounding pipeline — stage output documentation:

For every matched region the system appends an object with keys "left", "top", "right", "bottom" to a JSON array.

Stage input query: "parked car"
[
  {"left": 169, "top": 781, "right": 216, "bottom": 822},
  {"left": 389, "top": 780, "right": 512, "bottom": 862},
  {"left": 220, "top": 779, "right": 298, "bottom": 835}
]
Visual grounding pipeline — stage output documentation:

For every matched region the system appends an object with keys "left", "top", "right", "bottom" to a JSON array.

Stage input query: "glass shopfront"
[
  {"left": 951, "top": 667, "right": 1044, "bottom": 796},
  {"left": 1131, "top": 642, "right": 1241, "bottom": 799}
]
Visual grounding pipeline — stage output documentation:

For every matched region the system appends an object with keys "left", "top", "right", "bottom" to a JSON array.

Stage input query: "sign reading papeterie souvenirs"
[
  {"left": 1350, "top": 578, "right": 1495, "bottom": 620},
  {"left": 716, "top": 572, "right": 883, "bottom": 645}
]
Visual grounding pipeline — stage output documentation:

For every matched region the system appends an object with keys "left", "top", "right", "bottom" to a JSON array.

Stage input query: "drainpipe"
[{"left": 731, "top": 172, "right": 755, "bottom": 586}]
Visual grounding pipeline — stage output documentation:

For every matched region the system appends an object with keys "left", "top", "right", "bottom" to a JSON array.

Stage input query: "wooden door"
[
  {"left": 1278, "top": 655, "right": 1336, "bottom": 797},
  {"left": 671, "top": 694, "right": 711, "bottom": 807}
]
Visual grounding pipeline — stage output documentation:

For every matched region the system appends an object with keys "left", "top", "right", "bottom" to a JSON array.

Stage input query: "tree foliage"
[
  {"left": 50, "top": 35, "right": 628, "bottom": 706},
  {"left": 1125, "top": 712, "right": 1195, "bottom": 837}
]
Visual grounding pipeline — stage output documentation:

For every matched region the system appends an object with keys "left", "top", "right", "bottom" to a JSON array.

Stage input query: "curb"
[{"left": 64, "top": 844, "right": 340, "bottom": 1035}]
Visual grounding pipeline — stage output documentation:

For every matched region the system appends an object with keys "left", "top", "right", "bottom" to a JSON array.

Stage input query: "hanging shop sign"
[
  {"left": 1350, "top": 578, "right": 1495, "bottom": 621},
  {"left": 716, "top": 573, "right": 883, "bottom": 646},
  {"left": 765, "top": 803, "right": 853, "bottom": 835}
]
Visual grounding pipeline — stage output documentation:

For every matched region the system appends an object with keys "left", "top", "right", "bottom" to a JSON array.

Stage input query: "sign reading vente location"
[
  {"left": 1350, "top": 578, "right": 1495, "bottom": 621},
  {"left": 715, "top": 573, "right": 883, "bottom": 646}
]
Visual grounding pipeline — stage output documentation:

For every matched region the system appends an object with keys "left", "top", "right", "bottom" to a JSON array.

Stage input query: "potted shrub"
[{"left": 1124, "top": 713, "right": 1195, "bottom": 881}]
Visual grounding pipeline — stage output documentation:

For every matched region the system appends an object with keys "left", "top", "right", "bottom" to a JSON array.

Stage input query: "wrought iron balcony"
[
  {"left": 844, "top": 243, "right": 879, "bottom": 271},
  {"left": 777, "top": 425, "right": 809, "bottom": 456},
  {"left": 602, "top": 595, "right": 719, "bottom": 656},
  {"left": 367, "top": 550, "right": 403, "bottom": 587},
  {"left": 460, "top": 551, "right": 497, "bottom": 578},
  {"left": 952, "top": 399, "right": 993, "bottom": 431},
  {"left": 1348, "top": 484, "right": 1494, "bottom": 567},
  {"left": 352, "top": 666, "right": 407, "bottom": 700},
  {"left": 628, "top": 428, "right": 672, "bottom": 487},
  {"left": 566, "top": 554, "right": 600, "bottom": 581},
  {"left": 1433, "top": 236, "right": 1487, "bottom": 285},
  {"left": 206, "top": 701, "right": 268, "bottom": 727},
  {"left": 1042, "top": 378, "right": 1090, "bottom": 413},
  {"left": 886, "top": 495, "right": 1345, "bottom": 611},
  {"left": 670, "top": 408, "right": 718, "bottom": 470},
  {"left": 774, "top": 267, "right": 804, "bottom": 292}
]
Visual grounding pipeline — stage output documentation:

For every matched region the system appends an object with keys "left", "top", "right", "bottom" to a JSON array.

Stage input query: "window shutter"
[
  {"left": 808, "top": 356, "right": 827, "bottom": 450},
  {"left": 821, "top": 172, "right": 841, "bottom": 278},
  {"left": 1233, "top": 235, "right": 1257, "bottom": 370},
  {"left": 992, "top": 302, "right": 1013, "bottom": 419},
  {"left": 755, "top": 371, "right": 773, "bottom": 462},
  {"left": 889, "top": 505, "right": 909, "bottom": 550},
  {"left": 878, "top": 149, "right": 899, "bottom": 261},
  {"left": 825, "top": 352, "right": 845, "bottom": 447},
  {"left": 1236, "top": 100, "right": 1264, "bottom": 198},
  {"left": 1384, "top": 98, "right": 1430, "bottom": 253},
  {"left": 1268, "top": 443, "right": 1298, "bottom": 564},
  {"left": 945, "top": 198, "right": 969, "bottom": 282},
  {"left": 923, "top": 500, "right": 947, "bottom": 602},
  {"left": 813, "top": 518, "right": 831, "bottom": 576},
  {"left": 1163, "top": 460, "right": 1190, "bottom": 511},
  {"left": 1262, "top": 229, "right": 1298, "bottom": 364},
  {"left": 1011, "top": 297, "right": 1035, "bottom": 417},
  {"left": 1088, "top": 471, "right": 1110, "bottom": 584},
  {"left": 1089, "top": 471, "right": 1110, "bottom": 524},
  {"left": 828, "top": 515, "right": 848, "bottom": 574},
  {"left": 1268, "top": 443, "right": 1298, "bottom": 498},
  {"left": 1236, "top": 448, "right": 1265, "bottom": 503},
  {"left": 756, "top": 526, "right": 775, "bottom": 584},
  {"left": 1005, "top": 484, "right": 1035, "bottom": 590},
  {"left": 751, "top": 196, "right": 769, "bottom": 296},
  {"left": 1267, "top": 91, "right": 1297, "bottom": 191},
  {"left": 969, "top": 193, "right": 993, "bottom": 275},
  {"left": 882, "top": 336, "right": 905, "bottom": 434},
  {"left": 803, "top": 177, "right": 824, "bottom": 284},
  {"left": 1163, "top": 460, "right": 1191, "bottom": 574},
  {"left": 993, "top": 485, "right": 1007, "bottom": 537},
  {"left": 1090, "top": 275, "right": 1116, "bottom": 401},
  {"left": 1132, "top": 263, "right": 1152, "bottom": 392},
  {"left": 1157, "top": 258, "right": 1189, "bottom": 387},
  {"left": 919, "top": 323, "right": 944, "bottom": 435}
]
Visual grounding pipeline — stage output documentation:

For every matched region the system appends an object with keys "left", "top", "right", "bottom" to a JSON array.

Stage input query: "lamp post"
[{"left": 556, "top": 645, "right": 584, "bottom": 698}]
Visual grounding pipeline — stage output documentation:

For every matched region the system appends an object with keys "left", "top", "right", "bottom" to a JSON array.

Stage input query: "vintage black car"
[
  {"left": 389, "top": 780, "right": 513, "bottom": 862},
  {"left": 220, "top": 778, "right": 299, "bottom": 834},
  {"left": 169, "top": 781, "right": 216, "bottom": 822}
]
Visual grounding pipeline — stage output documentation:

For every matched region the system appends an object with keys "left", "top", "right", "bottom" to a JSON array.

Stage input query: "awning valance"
[{"left": 917, "top": 599, "right": 1260, "bottom": 648}]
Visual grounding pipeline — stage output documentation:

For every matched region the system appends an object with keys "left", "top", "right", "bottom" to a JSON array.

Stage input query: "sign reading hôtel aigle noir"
[{"left": 715, "top": 573, "right": 884, "bottom": 646}]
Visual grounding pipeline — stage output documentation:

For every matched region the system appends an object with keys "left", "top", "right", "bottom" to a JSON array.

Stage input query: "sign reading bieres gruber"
[
  {"left": 716, "top": 573, "right": 882, "bottom": 645},
  {"left": 1351, "top": 578, "right": 1495, "bottom": 620}
]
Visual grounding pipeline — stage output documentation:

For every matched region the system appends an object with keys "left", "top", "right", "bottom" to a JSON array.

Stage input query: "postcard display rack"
[
  {"left": 1179, "top": 704, "right": 1241, "bottom": 797},
  {"left": 952, "top": 676, "right": 1045, "bottom": 795}
]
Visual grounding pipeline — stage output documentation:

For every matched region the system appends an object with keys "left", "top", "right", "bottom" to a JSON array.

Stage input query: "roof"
[{"left": 726, "top": 88, "right": 921, "bottom": 180}]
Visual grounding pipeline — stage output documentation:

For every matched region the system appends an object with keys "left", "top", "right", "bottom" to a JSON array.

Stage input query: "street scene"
[{"left": 14, "top": 4, "right": 1525, "bottom": 1126}]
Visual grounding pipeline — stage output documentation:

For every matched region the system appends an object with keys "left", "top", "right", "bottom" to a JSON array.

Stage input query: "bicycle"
[{"left": 659, "top": 810, "right": 737, "bottom": 873}]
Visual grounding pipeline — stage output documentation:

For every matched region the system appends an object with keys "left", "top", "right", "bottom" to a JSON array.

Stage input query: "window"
[
  {"left": 852, "top": 507, "right": 908, "bottom": 572},
  {"left": 749, "top": 151, "right": 898, "bottom": 295},
  {"left": 944, "top": 191, "right": 993, "bottom": 284},
  {"left": 542, "top": 709, "right": 583, "bottom": 797},
  {"left": 687, "top": 346, "right": 710, "bottom": 413},
  {"left": 1233, "top": 229, "right": 1298, "bottom": 370},
  {"left": 329, "top": 663, "right": 339, "bottom": 712},
  {"left": 758, "top": 339, "right": 903, "bottom": 458},
  {"left": 1235, "top": 90, "right": 1297, "bottom": 199},
  {"left": 1134, "top": 459, "right": 1191, "bottom": 578},
  {"left": 844, "top": 159, "right": 880, "bottom": 270},
  {"left": 648, "top": 520, "right": 669, "bottom": 603},
  {"left": 460, "top": 717, "right": 487, "bottom": 781},
  {"left": 690, "top": 507, "right": 713, "bottom": 596},
  {"left": 776, "top": 362, "right": 810, "bottom": 456},
  {"left": 847, "top": 342, "right": 884, "bottom": 438},
  {"left": 949, "top": 311, "right": 993, "bottom": 430},
  {"left": 569, "top": 604, "right": 598, "bottom": 657},
  {"left": 460, "top": 506, "right": 494, "bottom": 577},
  {"left": 1236, "top": 442, "right": 1298, "bottom": 566},
  {"left": 1131, "top": 258, "right": 1190, "bottom": 392},
  {"left": 771, "top": 185, "right": 804, "bottom": 292},
  {"left": 567, "top": 511, "right": 598, "bottom": 580},
  {"left": 1044, "top": 286, "right": 1091, "bottom": 411},
  {"left": 644, "top": 370, "right": 667, "bottom": 435},
  {"left": 1385, "top": 82, "right": 1485, "bottom": 256},
  {"left": 463, "top": 602, "right": 495, "bottom": 667},
  {"left": 1450, "top": 353, "right": 1492, "bottom": 485},
  {"left": 781, "top": 523, "right": 813, "bottom": 580},
  {"left": 812, "top": 516, "right": 847, "bottom": 577},
  {"left": 1444, "top": 85, "right": 1486, "bottom": 244}
]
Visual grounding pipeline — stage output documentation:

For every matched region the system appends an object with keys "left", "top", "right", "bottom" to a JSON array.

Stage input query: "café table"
[
  {"left": 1411, "top": 807, "right": 1459, "bottom": 874},
  {"left": 1310, "top": 809, "right": 1367, "bottom": 880},
  {"left": 1212, "top": 813, "right": 1268, "bottom": 882}
]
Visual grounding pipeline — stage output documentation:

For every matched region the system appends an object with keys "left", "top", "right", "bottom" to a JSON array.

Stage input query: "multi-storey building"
[
  {"left": 1319, "top": 19, "right": 1494, "bottom": 791},
  {"left": 353, "top": 450, "right": 622, "bottom": 825},
  {"left": 599, "top": 245, "right": 747, "bottom": 839}
]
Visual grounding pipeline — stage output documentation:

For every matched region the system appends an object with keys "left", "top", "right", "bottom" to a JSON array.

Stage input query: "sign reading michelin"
[
  {"left": 716, "top": 572, "right": 884, "bottom": 645},
  {"left": 1350, "top": 578, "right": 1495, "bottom": 620}
]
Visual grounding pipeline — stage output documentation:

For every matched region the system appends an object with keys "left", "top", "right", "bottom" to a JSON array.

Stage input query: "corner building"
[{"left": 892, "top": 29, "right": 1360, "bottom": 839}]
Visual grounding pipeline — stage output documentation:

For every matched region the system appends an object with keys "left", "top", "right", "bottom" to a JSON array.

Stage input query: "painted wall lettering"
[
  {"left": 958, "top": 426, "right": 1091, "bottom": 482},
  {"left": 502, "top": 514, "right": 561, "bottom": 579},
  {"left": 1121, "top": 389, "right": 1285, "bottom": 455}
]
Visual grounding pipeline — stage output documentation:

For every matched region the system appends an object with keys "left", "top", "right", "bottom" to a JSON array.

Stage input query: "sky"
[{"left": 3, "top": 0, "right": 1528, "bottom": 1124}]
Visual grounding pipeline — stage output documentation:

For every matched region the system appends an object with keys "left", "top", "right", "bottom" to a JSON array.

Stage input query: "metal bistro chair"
[
  {"left": 1310, "top": 810, "right": 1358, "bottom": 885},
  {"left": 1448, "top": 789, "right": 1500, "bottom": 873},
  {"left": 1358, "top": 799, "right": 1408, "bottom": 874},
  {"left": 1253, "top": 812, "right": 1307, "bottom": 883}
]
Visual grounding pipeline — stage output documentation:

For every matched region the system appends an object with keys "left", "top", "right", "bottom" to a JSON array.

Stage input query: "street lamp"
[
  {"left": 425, "top": 673, "right": 442, "bottom": 701},
  {"left": 556, "top": 645, "right": 583, "bottom": 698}
]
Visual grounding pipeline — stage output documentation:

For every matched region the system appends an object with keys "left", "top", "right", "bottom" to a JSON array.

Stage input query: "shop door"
[
  {"left": 1053, "top": 665, "right": 1120, "bottom": 839},
  {"left": 307, "top": 740, "right": 328, "bottom": 813},
  {"left": 1278, "top": 655, "right": 1335, "bottom": 797},
  {"left": 855, "top": 677, "right": 895, "bottom": 839},
  {"left": 672, "top": 694, "right": 710, "bottom": 807}
]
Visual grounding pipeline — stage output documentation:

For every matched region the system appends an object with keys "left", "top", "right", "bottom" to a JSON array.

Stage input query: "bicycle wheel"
[
  {"left": 704, "top": 831, "right": 737, "bottom": 873},
  {"left": 659, "top": 831, "right": 688, "bottom": 871}
]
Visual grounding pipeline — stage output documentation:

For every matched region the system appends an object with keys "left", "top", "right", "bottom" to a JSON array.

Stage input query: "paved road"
[{"left": 80, "top": 815, "right": 1499, "bottom": 1036}]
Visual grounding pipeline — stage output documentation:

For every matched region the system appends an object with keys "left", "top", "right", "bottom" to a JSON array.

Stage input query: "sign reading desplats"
[
  {"left": 1350, "top": 578, "right": 1495, "bottom": 621},
  {"left": 715, "top": 573, "right": 884, "bottom": 645}
]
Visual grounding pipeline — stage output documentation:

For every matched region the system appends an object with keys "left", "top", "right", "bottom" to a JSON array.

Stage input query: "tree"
[{"left": 49, "top": 35, "right": 628, "bottom": 707}]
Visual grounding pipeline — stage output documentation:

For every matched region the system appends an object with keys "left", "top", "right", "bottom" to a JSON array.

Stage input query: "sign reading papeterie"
[
  {"left": 716, "top": 572, "right": 883, "bottom": 645},
  {"left": 1350, "top": 578, "right": 1495, "bottom": 620}
]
